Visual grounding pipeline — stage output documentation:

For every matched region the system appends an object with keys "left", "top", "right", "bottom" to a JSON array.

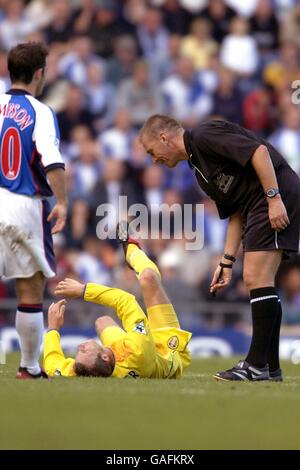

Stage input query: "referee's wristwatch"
[{"left": 265, "top": 188, "right": 280, "bottom": 199}]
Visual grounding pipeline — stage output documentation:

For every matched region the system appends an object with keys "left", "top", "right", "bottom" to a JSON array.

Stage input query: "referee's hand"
[
  {"left": 268, "top": 196, "right": 290, "bottom": 231},
  {"left": 210, "top": 264, "right": 232, "bottom": 295}
]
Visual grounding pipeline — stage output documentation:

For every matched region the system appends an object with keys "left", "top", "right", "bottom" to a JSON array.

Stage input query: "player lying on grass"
[{"left": 43, "top": 226, "right": 192, "bottom": 378}]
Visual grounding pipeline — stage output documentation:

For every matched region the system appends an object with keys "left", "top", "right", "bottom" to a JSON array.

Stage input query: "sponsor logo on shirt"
[
  {"left": 213, "top": 173, "right": 235, "bottom": 194},
  {"left": 168, "top": 336, "right": 179, "bottom": 350},
  {"left": 133, "top": 321, "right": 146, "bottom": 335},
  {"left": 126, "top": 371, "right": 139, "bottom": 378}
]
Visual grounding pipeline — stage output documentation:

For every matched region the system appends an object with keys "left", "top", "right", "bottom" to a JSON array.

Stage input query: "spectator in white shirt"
[
  {"left": 100, "top": 109, "right": 137, "bottom": 161},
  {"left": 58, "top": 35, "right": 104, "bottom": 87},
  {"left": 220, "top": 16, "right": 259, "bottom": 75},
  {"left": 161, "top": 56, "right": 212, "bottom": 123},
  {"left": 269, "top": 106, "right": 300, "bottom": 175},
  {"left": 0, "top": 0, "right": 36, "bottom": 51}
]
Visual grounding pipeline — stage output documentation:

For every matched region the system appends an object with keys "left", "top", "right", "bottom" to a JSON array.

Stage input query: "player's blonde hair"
[{"left": 75, "top": 353, "right": 114, "bottom": 378}]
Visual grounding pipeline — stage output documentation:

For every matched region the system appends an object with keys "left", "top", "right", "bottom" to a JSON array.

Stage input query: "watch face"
[{"left": 267, "top": 189, "right": 278, "bottom": 197}]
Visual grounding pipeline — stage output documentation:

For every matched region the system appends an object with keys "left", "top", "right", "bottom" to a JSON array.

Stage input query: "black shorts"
[{"left": 242, "top": 166, "right": 300, "bottom": 260}]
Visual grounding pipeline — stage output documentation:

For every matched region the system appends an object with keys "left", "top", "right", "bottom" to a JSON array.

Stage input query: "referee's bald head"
[
  {"left": 139, "top": 114, "right": 187, "bottom": 168},
  {"left": 139, "top": 114, "right": 182, "bottom": 144}
]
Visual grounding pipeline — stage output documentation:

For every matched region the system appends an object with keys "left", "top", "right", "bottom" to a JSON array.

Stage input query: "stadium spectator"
[
  {"left": 180, "top": 18, "right": 218, "bottom": 70},
  {"left": 280, "top": 2, "right": 300, "bottom": 49},
  {"left": 0, "top": 49, "right": 9, "bottom": 94},
  {"left": 211, "top": 66, "right": 243, "bottom": 125},
  {"left": 269, "top": 106, "right": 300, "bottom": 175},
  {"left": 200, "top": 0, "right": 236, "bottom": 43},
  {"left": 43, "top": 0, "right": 75, "bottom": 47},
  {"left": 83, "top": 62, "right": 114, "bottom": 129},
  {"left": 73, "top": 236, "right": 113, "bottom": 285},
  {"left": 106, "top": 35, "right": 139, "bottom": 86},
  {"left": 0, "top": 0, "right": 36, "bottom": 51},
  {"left": 161, "top": 0, "right": 194, "bottom": 35},
  {"left": 136, "top": 7, "right": 169, "bottom": 63},
  {"left": 39, "top": 50, "right": 69, "bottom": 111},
  {"left": 72, "top": 138, "right": 102, "bottom": 196},
  {"left": 92, "top": 158, "right": 140, "bottom": 235},
  {"left": 263, "top": 41, "right": 300, "bottom": 90},
  {"left": 89, "top": 0, "right": 131, "bottom": 58},
  {"left": 161, "top": 56, "right": 212, "bottom": 124},
  {"left": 100, "top": 109, "right": 137, "bottom": 161},
  {"left": 220, "top": 16, "right": 259, "bottom": 76},
  {"left": 116, "top": 60, "right": 162, "bottom": 127},
  {"left": 58, "top": 35, "right": 104, "bottom": 87},
  {"left": 249, "top": 0, "right": 279, "bottom": 53},
  {"left": 71, "top": 0, "right": 98, "bottom": 36},
  {"left": 142, "top": 165, "right": 165, "bottom": 215},
  {"left": 24, "top": 0, "right": 53, "bottom": 30},
  {"left": 57, "top": 83, "right": 95, "bottom": 142},
  {"left": 243, "top": 87, "right": 272, "bottom": 136}
]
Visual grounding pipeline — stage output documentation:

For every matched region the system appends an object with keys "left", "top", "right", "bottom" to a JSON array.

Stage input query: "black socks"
[
  {"left": 246, "top": 287, "right": 280, "bottom": 369},
  {"left": 267, "top": 298, "right": 282, "bottom": 372}
]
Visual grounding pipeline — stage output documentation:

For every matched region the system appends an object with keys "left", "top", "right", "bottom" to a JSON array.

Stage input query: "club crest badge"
[{"left": 168, "top": 336, "right": 179, "bottom": 349}]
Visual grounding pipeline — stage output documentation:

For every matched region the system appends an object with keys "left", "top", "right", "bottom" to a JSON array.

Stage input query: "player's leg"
[
  {"left": 243, "top": 249, "right": 283, "bottom": 372},
  {"left": 126, "top": 242, "right": 180, "bottom": 328},
  {"left": 15, "top": 271, "right": 46, "bottom": 377},
  {"left": 214, "top": 250, "right": 282, "bottom": 382}
]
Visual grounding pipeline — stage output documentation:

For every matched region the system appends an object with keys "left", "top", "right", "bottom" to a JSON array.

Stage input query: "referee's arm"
[
  {"left": 250, "top": 145, "right": 289, "bottom": 231},
  {"left": 210, "top": 209, "right": 242, "bottom": 294}
]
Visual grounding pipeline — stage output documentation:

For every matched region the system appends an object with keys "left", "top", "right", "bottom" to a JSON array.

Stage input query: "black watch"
[{"left": 265, "top": 188, "right": 280, "bottom": 198}]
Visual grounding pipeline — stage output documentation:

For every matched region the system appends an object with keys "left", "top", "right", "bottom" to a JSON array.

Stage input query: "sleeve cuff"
[
  {"left": 47, "top": 329, "right": 60, "bottom": 335},
  {"left": 44, "top": 163, "right": 65, "bottom": 173}
]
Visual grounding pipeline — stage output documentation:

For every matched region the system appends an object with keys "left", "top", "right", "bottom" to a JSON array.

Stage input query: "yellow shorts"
[
  {"left": 100, "top": 304, "right": 192, "bottom": 371},
  {"left": 147, "top": 304, "right": 192, "bottom": 370}
]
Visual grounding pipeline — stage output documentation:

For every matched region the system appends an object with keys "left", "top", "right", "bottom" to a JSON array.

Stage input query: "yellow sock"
[{"left": 126, "top": 244, "right": 161, "bottom": 279}]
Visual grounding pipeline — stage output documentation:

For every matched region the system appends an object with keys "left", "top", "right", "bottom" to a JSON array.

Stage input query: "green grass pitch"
[{"left": 1, "top": 354, "right": 300, "bottom": 450}]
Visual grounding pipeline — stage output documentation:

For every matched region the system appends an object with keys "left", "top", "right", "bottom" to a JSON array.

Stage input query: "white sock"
[{"left": 16, "top": 309, "right": 44, "bottom": 375}]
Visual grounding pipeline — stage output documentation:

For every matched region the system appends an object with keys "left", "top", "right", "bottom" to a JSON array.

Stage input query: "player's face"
[
  {"left": 75, "top": 340, "right": 101, "bottom": 367},
  {"left": 35, "top": 67, "right": 47, "bottom": 97},
  {"left": 143, "top": 133, "right": 180, "bottom": 168}
]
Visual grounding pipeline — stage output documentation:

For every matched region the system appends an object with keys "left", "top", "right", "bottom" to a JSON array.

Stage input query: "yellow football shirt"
[{"left": 43, "top": 283, "right": 192, "bottom": 379}]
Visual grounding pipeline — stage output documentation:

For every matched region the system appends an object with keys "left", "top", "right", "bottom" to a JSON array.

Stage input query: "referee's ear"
[{"left": 160, "top": 132, "right": 167, "bottom": 144}]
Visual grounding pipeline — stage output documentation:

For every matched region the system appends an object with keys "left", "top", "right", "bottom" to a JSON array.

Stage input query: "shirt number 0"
[{"left": 1, "top": 127, "right": 22, "bottom": 180}]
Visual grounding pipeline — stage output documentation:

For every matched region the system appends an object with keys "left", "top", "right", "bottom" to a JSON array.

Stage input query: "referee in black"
[{"left": 139, "top": 115, "right": 300, "bottom": 382}]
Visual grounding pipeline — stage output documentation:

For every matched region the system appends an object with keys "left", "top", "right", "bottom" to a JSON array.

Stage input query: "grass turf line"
[{"left": 0, "top": 354, "right": 300, "bottom": 450}]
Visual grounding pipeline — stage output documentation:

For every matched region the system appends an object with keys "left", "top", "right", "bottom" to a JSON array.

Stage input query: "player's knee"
[
  {"left": 243, "top": 270, "right": 256, "bottom": 290},
  {"left": 243, "top": 270, "right": 273, "bottom": 291},
  {"left": 95, "top": 316, "right": 111, "bottom": 330},
  {"left": 139, "top": 268, "right": 160, "bottom": 289}
]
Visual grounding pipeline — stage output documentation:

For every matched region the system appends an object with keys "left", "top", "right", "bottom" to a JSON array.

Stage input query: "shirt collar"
[
  {"left": 6, "top": 88, "right": 32, "bottom": 96},
  {"left": 183, "top": 129, "right": 193, "bottom": 167}
]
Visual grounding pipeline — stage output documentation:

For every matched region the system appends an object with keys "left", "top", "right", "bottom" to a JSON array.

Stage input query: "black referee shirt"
[{"left": 183, "top": 120, "right": 289, "bottom": 219}]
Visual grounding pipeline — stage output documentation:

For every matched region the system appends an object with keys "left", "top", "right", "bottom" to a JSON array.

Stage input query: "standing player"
[
  {"left": 139, "top": 114, "right": 300, "bottom": 382},
  {"left": 0, "top": 43, "right": 67, "bottom": 378}
]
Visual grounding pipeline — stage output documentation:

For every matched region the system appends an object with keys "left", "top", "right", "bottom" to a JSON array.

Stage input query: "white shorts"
[{"left": 0, "top": 188, "right": 56, "bottom": 279}]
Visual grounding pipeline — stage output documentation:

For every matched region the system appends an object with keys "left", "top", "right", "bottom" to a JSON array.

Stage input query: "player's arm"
[
  {"left": 210, "top": 209, "right": 242, "bottom": 294},
  {"left": 34, "top": 103, "right": 68, "bottom": 234},
  {"left": 250, "top": 145, "right": 289, "bottom": 231},
  {"left": 55, "top": 278, "right": 148, "bottom": 332},
  {"left": 43, "top": 300, "right": 76, "bottom": 377},
  {"left": 95, "top": 316, "right": 120, "bottom": 336},
  {"left": 46, "top": 168, "right": 68, "bottom": 234}
]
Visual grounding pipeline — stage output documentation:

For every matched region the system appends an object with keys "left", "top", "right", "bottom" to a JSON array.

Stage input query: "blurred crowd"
[{"left": 0, "top": 0, "right": 300, "bottom": 327}]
